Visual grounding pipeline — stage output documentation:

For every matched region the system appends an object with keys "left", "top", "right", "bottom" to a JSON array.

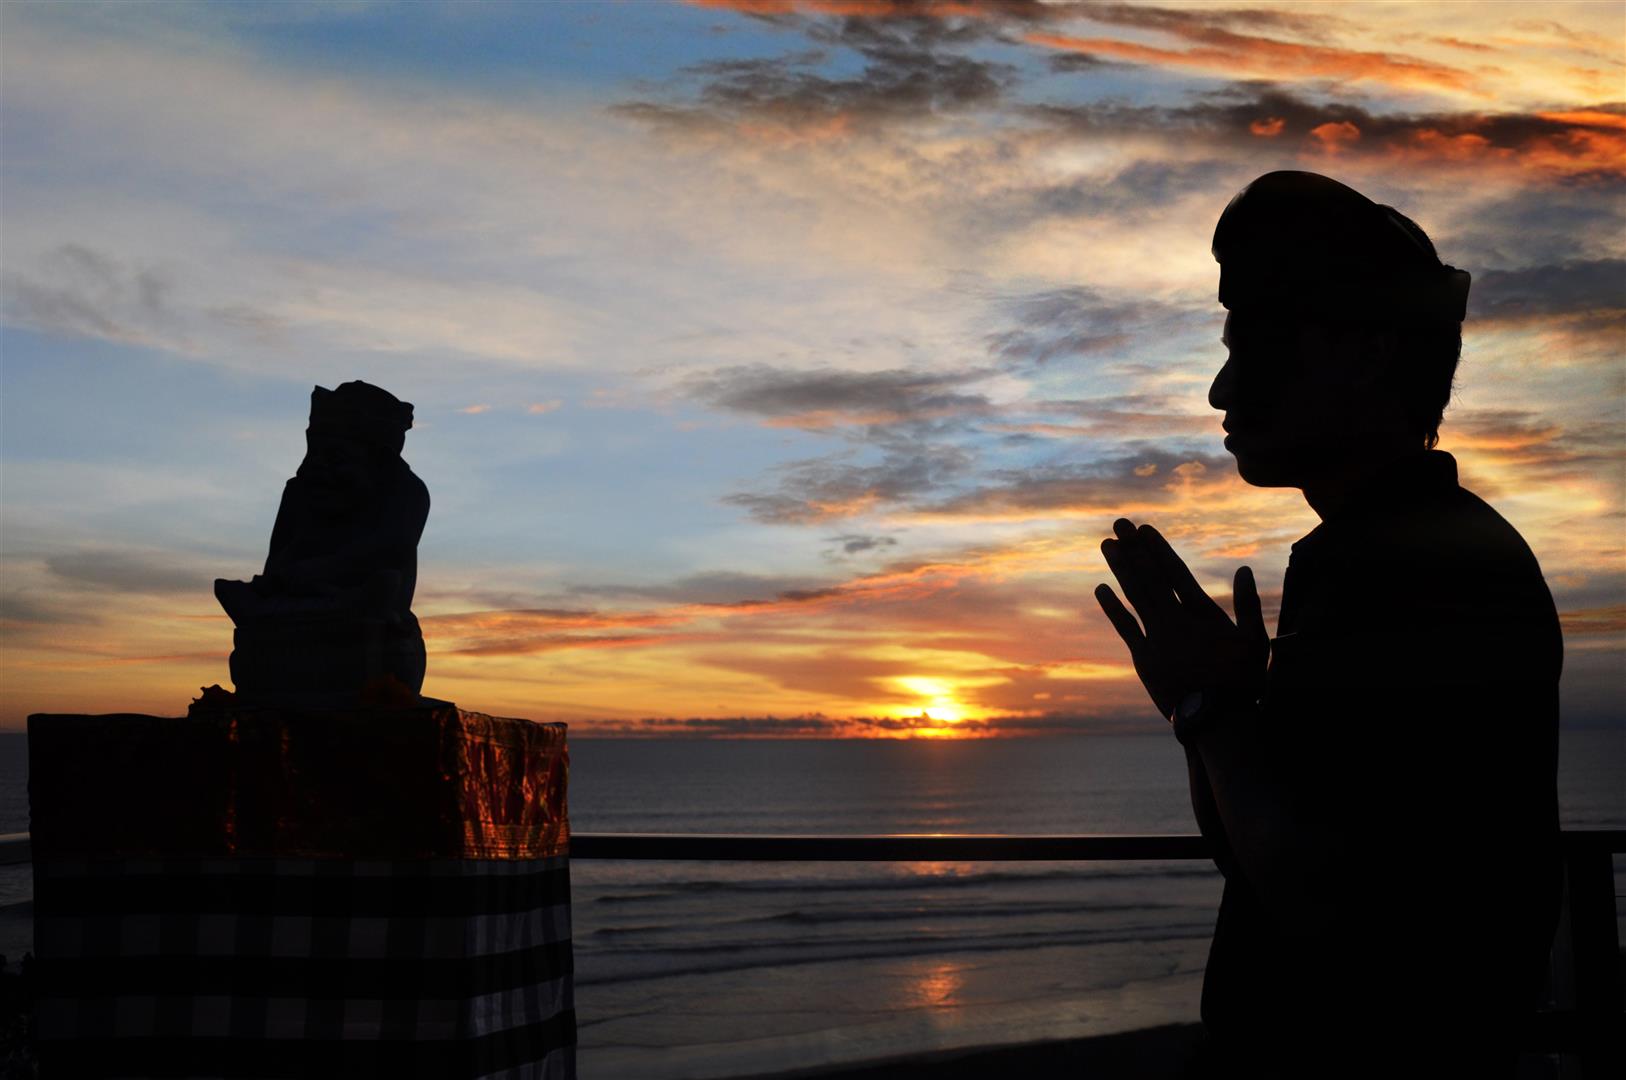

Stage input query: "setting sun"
[{"left": 892, "top": 676, "right": 965, "bottom": 723}]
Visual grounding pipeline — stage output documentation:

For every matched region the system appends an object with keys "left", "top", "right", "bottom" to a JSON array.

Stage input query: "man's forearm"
[
  {"left": 1184, "top": 744, "right": 1241, "bottom": 882},
  {"left": 1185, "top": 701, "right": 1334, "bottom": 937}
]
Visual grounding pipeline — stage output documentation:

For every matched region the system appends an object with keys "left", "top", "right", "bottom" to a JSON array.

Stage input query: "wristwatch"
[{"left": 1170, "top": 689, "right": 1216, "bottom": 745}]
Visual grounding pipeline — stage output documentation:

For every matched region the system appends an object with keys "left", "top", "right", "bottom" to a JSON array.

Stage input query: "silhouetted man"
[{"left": 1095, "top": 171, "right": 1561, "bottom": 1077}]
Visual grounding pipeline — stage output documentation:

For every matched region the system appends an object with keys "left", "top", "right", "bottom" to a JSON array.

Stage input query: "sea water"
[
  {"left": 564, "top": 732, "right": 1625, "bottom": 1078},
  {"left": 0, "top": 730, "right": 1620, "bottom": 1077}
]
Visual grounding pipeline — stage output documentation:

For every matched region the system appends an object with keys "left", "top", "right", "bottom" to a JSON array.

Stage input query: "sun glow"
[
  {"left": 891, "top": 676, "right": 962, "bottom": 718},
  {"left": 887, "top": 676, "right": 976, "bottom": 734}
]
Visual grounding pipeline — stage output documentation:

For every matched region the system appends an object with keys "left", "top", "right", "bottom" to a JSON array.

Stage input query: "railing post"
[{"left": 1566, "top": 842, "right": 1623, "bottom": 1075}]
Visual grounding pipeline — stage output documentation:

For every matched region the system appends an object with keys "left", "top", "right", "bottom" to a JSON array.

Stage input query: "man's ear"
[{"left": 1340, "top": 325, "right": 1398, "bottom": 390}]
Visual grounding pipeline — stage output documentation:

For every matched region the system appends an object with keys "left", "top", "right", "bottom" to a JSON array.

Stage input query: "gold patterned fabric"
[{"left": 27, "top": 705, "right": 569, "bottom": 860}]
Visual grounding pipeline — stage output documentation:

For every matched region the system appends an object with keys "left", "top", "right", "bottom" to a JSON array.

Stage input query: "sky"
[{"left": 1, "top": 0, "right": 1621, "bottom": 736}]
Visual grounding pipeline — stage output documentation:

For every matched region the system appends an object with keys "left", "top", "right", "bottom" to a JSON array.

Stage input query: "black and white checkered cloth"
[{"left": 34, "top": 854, "right": 575, "bottom": 1078}]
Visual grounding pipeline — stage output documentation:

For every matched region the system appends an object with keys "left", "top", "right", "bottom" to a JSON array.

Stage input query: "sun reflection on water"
[{"left": 904, "top": 958, "right": 967, "bottom": 1010}]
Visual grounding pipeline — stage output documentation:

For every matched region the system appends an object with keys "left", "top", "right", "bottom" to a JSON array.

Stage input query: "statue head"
[
  {"left": 299, "top": 381, "right": 415, "bottom": 516},
  {"left": 1207, "top": 171, "right": 1470, "bottom": 488}
]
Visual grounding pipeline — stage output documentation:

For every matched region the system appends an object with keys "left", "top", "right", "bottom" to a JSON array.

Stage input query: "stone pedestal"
[{"left": 27, "top": 705, "right": 573, "bottom": 1078}]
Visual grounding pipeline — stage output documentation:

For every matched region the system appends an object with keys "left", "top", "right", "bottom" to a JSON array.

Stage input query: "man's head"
[{"left": 1207, "top": 171, "right": 1469, "bottom": 488}]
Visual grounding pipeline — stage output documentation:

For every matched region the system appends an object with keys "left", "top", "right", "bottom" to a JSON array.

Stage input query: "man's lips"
[{"left": 1222, "top": 420, "right": 1254, "bottom": 450}]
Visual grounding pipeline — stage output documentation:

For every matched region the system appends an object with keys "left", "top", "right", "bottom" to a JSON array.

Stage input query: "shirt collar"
[{"left": 1291, "top": 450, "right": 1459, "bottom": 557}]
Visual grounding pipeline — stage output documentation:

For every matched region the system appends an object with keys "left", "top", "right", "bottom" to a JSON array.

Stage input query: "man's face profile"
[
  {"left": 1205, "top": 172, "right": 1469, "bottom": 492},
  {"left": 1209, "top": 309, "right": 1390, "bottom": 490}
]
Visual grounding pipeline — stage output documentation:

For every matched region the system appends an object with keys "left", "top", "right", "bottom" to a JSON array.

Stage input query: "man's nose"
[{"left": 1209, "top": 357, "right": 1236, "bottom": 412}]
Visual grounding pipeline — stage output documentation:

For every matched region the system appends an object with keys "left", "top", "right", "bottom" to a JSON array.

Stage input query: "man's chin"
[{"left": 1228, "top": 447, "right": 1301, "bottom": 488}]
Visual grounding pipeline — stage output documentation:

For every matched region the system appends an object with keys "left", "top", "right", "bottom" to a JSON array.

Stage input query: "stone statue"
[{"left": 214, "top": 381, "right": 430, "bottom": 705}]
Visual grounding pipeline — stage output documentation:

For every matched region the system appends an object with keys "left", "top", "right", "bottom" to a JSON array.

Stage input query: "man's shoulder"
[
  {"left": 1427, "top": 484, "right": 1542, "bottom": 565},
  {"left": 1349, "top": 475, "right": 1547, "bottom": 584},
  {"left": 1320, "top": 477, "right": 1558, "bottom": 629}
]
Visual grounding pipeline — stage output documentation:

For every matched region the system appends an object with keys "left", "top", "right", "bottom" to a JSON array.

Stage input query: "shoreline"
[{"left": 738, "top": 1023, "right": 1206, "bottom": 1079}]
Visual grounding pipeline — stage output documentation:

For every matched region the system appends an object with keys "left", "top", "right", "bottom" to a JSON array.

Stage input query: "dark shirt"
[{"left": 1189, "top": 450, "right": 1562, "bottom": 1073}]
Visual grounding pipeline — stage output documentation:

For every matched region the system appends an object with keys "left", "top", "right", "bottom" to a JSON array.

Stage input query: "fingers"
[
  {"left": 1135, "top": 523, "right": 1223, "bottom": 614},
  {"left": 1094, "top": 583, "right": 1145, "bottom": 655},
  {"left": 1232, "top": 565, "right": 1269, "bottom": 643},
  {"left": 1102, "top": 519, "right": 1177, "bottom": 628}
]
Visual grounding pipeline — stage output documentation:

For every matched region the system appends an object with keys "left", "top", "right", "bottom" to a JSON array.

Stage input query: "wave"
[
  {"left": 574, "top": 920, "right": 1216, "bottom": 987},
  {"left": 584, "top": 863, "right": 1217, "bottom": 904},
  {"left": 588, "top": 898, "right": 1182, "bottom": 937}
]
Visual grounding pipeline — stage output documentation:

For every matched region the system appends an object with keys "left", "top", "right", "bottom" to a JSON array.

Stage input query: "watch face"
[{"left": 1178, "top": 690, "right": 1204, "bottom": 719}]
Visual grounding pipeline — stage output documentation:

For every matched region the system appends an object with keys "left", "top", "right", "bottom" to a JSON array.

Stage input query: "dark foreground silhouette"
[
  {"left": 213, "top": 380, "right": 430, "bottom": 704},
  {"left": 1096, "top": 171, "right": 1561, "bottom": 1077}
]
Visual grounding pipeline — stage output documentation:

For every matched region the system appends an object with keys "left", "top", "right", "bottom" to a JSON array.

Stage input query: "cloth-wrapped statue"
[{"left": 214, "top": 381, "right": 430, "bottom": 705}]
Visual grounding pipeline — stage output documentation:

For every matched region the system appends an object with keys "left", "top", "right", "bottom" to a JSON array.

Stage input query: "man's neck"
[{"left": 1300, "top": 446, "right": 1425, "bottom": 522}]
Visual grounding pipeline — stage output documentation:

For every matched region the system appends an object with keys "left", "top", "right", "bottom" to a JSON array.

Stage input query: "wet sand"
[{"left": 749, "top": 1023, "right": 1205, "bottom": 1078}]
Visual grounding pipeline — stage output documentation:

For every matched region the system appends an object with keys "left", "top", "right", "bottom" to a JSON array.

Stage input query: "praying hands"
[{"left": 1093, "top": 518, "right": 1270, "bottom": 723}]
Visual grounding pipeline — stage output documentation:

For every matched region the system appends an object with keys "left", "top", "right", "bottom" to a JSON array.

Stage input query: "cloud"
[
  {"left": 686, "top": 0, "right": 1057, "bottom": 26},
  {"left": 1504, "top": 19, "right": 1626, "bottom": 67},
  {"left": 1200, "top": 91, "right": 1626, "bottom": 179},
  {"left": 0, "top": 20, "right": 800, "bottom": 373},
  {"left": 1075, "top": 3, "right": 1347, "bottom": 41},
  {"left": 916, "top": 448, "right": 1235, "bottom": 522},
  {"left": 605, "top": 705, "right": 1161, "bottom": 738},
  {"left": 1444, "top": 408, "right": 1622, "bottom": 484},
  {"left": 1445, "top": 185, "right": 1626, "bottom": 269},
  {"left": 1021, "top": 394, "right": 1216, "bottom": 439},
  {"left": 622, "top": 713, "right": 844, "bottom": 736},
  {"left": 1024, "top": 89, "right": 1626, "bottom": 182},
  {"left": 421, "top": 605, "right": 689, "bottom": 659},
  {"left": 825, "top": 533, "right": 899, "bottom": 557},
  {"left": 689, "top": 0, "right": 1339, "bottom": 40},
  {"left": 1469, "top": 259, "right": 1626, "bottom": 328},
  {"left": 527, "top": 400, "right": 563, "bottom": 414},
  {"left": 0, "top": 591, "right": 96, "bottom": 627},
  {"left": 423, "top": 534, "right": 1108, "bottom": 671},
  {"left": 1560, "top": 604, "right": 1626, "bottom": 636},
  {"left": 617, "top": 6, "right": 1015, "bottom": 140},
  {"left": 725, "top": 439, "right": 973, "bottom": 523},
  {"left": 443, "top": 633, "right": 669, "bottom": 658},
  {"left": 1, "top": 243, "right": 186, "bottom": 352},
  {"left": 1023, "top": 3, "right": 1477, "bottom": 97},
  {"left": 45, "top": 550, "right": 205, "bottom": 595},
  {"left": 572, "top": 570, "right": 831, "bottom": 606},
  {"left": 458, "top": 404, "right": 492, "bottom": 415},
  {"left": 985, "top": 285, "right": 1193, "bottom": 366},
  {"left": 686, "top": 363, "right": 996, "bottom": 428}
]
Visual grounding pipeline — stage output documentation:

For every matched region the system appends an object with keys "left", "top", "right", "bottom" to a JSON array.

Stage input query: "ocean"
[{"left": 1, "top": 729, "right": 1621, "bottom": 1077}]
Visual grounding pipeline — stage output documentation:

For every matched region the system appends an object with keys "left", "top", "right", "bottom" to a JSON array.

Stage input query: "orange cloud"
[
  {"left": 445, "top": 634, "right": 671, "bottom": 657},
  {"left": 1376, "top": 121, "right": 1626, "bottom": 178},
  {"left": 1428, "top": 35, "right": 1498, "bottom": 55},
  {"left": 1537, "top": 110, "right": 1626, "bottom": 132},
  {"left": 1307, "top": 120, "right": 1361, "bottom": 154},
  {"left": 738, "top": 111, "right": 855, "bottom": 146},
  {"left": 1560, "top": 605, "right": 1626, "bottom": 635},
  {"left": 1250, "top": 117, "right": 1286, "bottom": 137},
  {"left": 686, "top": 0, "right": 1038, "bottom": 18},
  {"left": 1023, "top": 29, "right": 1479, "bottom": 96}
]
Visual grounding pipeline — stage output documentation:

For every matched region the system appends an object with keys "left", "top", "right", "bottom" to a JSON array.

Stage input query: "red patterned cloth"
[{"left": 28, "top": 706, "right": 574, "bottom": 1079}]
